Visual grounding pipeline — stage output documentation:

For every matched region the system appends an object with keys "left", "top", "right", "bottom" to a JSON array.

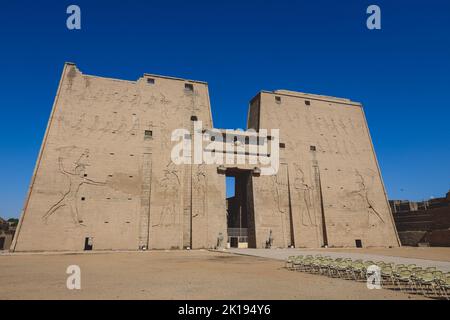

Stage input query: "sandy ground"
[{"left": 0, "top": 250, "right": 428, "bottom": 300}]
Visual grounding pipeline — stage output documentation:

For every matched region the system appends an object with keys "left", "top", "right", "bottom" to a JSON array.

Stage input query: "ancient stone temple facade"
[
  {"left": 11, "top": 63, "right": 400, "bottom": 251},
  {"left": 247, "top": 91, "right": 400, "bottom": 248}
]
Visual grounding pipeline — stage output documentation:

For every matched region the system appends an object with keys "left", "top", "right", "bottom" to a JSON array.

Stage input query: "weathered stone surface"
[
  {"left": 248, "top": 90, "right": 400, "bottom": 248},
  {"left": 12, "top": 63, "right": 225, "bottom": 251},
  {"left": 11, "top": 64, "right": 399, "bottom": 251}
]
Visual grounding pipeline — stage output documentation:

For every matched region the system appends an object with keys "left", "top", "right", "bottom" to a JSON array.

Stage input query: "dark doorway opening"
[
  {"left": 84, "top": 237, "right": 93, "bottom": 251},
  {"left": 355, "top": 239, "right": 363, "bottom": 248},
  {"left": 225, "top": 169, "right": 256, "bottom": 248},
  {"left": 0, "top": 237, "right": 5, "bottom": 250},
  {"left": 230, "top": 237, "right": 238, "bottom": 248}
]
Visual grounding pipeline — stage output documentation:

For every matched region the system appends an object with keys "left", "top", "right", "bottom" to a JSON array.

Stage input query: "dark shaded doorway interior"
[{"left": 225, "top": 169, "right": 256, "bottom": 248}]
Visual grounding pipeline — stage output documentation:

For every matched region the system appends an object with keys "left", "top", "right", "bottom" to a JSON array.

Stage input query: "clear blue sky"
[{"left": 0, "top": 1, "right": 449, "bottom": 218}]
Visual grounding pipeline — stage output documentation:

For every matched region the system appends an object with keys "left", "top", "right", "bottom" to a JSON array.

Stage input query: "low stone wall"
[
  {"left": 424, "top": 229, "right": 450, "bottom": 247},
  {"left": 398, "top": 231, "right": 427, "bottom": 246},
  {"left": 394, "top": 206, "right": 450, "bottom": 247}
]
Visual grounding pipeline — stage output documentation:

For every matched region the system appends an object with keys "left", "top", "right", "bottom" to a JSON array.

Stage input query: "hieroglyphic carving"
[
  {"left": 71, "top": 112, "right": 86, "bottom": 132},
  {"left": 127, "top": 114, "right": 140, "bottom": 137},
  {"left": 141, "top": 94, "right": 158, "bottom": 112},
  {"left": 159, "top": 93, "right": 171, "bottom": 106},
  {"left": 330, "top": 117, "right": 339, "bottom": 134},
  {"left": 86, "top": 115, "right": 100, "bottom": 136},
  {"left": 338, "top": 117, "right": 349, "bottom": 135},
  {"left": 304, "top": 111, "right": 314, "bottom": 133}
]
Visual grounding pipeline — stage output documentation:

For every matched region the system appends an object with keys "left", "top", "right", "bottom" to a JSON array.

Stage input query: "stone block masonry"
[{"left": 11, "top": 63, "right": 400, "bottom": 251}]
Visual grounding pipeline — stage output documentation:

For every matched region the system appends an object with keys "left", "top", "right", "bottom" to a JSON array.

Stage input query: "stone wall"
[
  {"left": 248, "top": 90, "right": 400, "bottom": 248},
  {"left": 12, "top": 63, "right": 226, "bottom": 251},
  {"left": 12, "top": 64, "right": 400, "bottom": 251}
]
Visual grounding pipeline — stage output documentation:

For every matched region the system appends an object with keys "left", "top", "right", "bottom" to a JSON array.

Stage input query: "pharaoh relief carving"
[
  {"left": 355, "top": 169, "right": 385, "bottom": 224},
  {"left": 341, "top": 169, "right": 385, "bottom": 225},
  {"left": 42, "top": 147, "right": 107, "bottom": 226},
  {"left": 270, "top": 166, "right": 289, "bottom": 216},
  {"left": 193, "top": 164, "right": 208, "bottom": 219},
  {"left": 152, "top": 162, "right": 180, "bottom": 228},
  {"left": 293, "top": 164, "right": 316, "bottom": 227}
]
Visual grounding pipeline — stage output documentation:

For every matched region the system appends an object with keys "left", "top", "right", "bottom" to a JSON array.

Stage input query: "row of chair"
[{"left": 285, "top": 254, "right": 450, "bottom": 299}]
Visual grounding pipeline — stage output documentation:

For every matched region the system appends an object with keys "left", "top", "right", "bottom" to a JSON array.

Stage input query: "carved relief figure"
[
  {"left": 193, "top": 164, "right": 207, "bottom": 218},
  {"left": 42, "top": 149, "right": 106, "bottom": 225},
  {"left": 127, "top": 114, "right": 140, "bottom": 137},
  {"left": 350, "top": 170, "right": 385, "bottom": 223},
  {"left": 293, "top": 164, "right": 316, "bottom": 226},
  {"left": 153, "top": 162, "right": 180, "bottom": 227},
  {"left": 271, "top": 172, "right": 287, "bottom": 215}
]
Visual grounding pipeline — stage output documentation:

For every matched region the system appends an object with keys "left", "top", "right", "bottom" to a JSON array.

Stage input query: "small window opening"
[
  {"left": 144, "top": 130, "right": 153, "bottom": 138},
  {"left": 147, "top": 78, "right": 155, "bottom": 85},
  {"left": 275, "top": 96, "right": 281, "bottom": 104},
  {"left": 305, "top": 100, "right": 311, "bottom": 106},
  {"left": 185, "top": 83, "right": 194, "bottom": 92},
  {"left": 310, "top": 145, "right": 316, "bottom": 151},
  {"left": 84, "top": 237, "right": 93, "bottom": 251},
  {"left": 279, "top": 143, "right": 286, "bottom": 148},
  {"left": 190, "top": 115, "right": 198, "bottom": 121},
  {"left": 355, "top": 239, "right": 363, "bottom": 248}
]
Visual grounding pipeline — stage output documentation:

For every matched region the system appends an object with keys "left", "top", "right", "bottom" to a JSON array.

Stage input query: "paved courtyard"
[
  {"left": 0, "top": 249, "right": 431, "bottom": 300},
  {"left": 226, "top": 247, "right": 450, "bottom": 272}
]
